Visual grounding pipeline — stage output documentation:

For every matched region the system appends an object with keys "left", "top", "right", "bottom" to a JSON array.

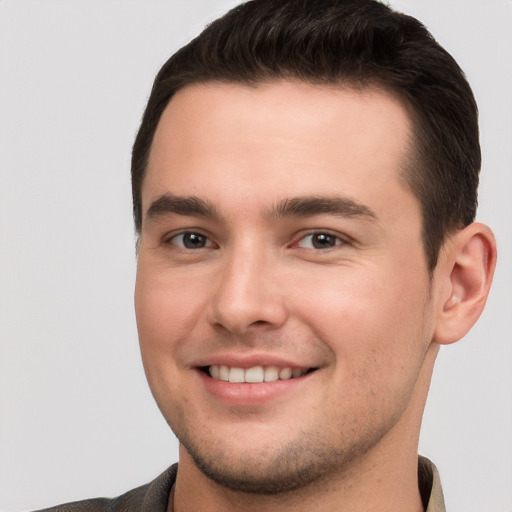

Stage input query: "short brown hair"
[{"left": 132, "top": 0, "right": 480, "bottom": 271}]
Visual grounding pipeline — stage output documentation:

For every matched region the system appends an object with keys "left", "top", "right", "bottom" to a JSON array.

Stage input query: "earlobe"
[{"left": 433, "top": 223, "right": 496, "bottom": 345}]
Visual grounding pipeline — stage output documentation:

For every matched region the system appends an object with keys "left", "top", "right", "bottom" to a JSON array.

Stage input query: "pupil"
[
  {"left": 313, "top": 233, "right": 335, "bottom": 249},
  {"left": 183, "top": 233, "right": 205, "bottom": 248}
]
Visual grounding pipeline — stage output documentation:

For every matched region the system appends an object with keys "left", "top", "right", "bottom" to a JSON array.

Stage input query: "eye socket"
[
  {"left": 168, "top": 232, "right": 215, "bottom": 249},
  {"left": 297, "top": 232, "right": 345, "bottom": 250}
]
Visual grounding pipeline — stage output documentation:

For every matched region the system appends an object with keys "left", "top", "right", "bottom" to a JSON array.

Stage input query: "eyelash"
[
  {"left": 166, "top": 231, "right": 216, "bottom": 250},
  {"left": 294, "top": 231, "right": 348, "bottom": 250},
  {"left": 165, "top": 230, "right": 349, "bottom": 251}
]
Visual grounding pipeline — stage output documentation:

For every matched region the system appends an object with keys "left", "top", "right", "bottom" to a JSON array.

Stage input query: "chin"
[
  {"left": 177, "top": 424, "right": 367, "bottom": 496},
  {"left": 185, "top": 442, "right": 325, "bottom": 494}
]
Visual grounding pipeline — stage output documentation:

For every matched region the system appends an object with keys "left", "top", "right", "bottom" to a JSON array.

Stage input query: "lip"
[
  {"left": 196, "top": 367, "right": 315, "bottom": 406},
  {"left": 191, "top": 351, "right": 313, "bottom": 370},
  {"left": 190, "top": 352, "right": 319, "bottom": 406}
]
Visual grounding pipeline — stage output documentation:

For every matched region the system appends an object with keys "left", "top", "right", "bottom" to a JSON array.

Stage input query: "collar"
[
  {"left": 166, "top": 456, "right": 446, "bottom": 511},
  {"left": 419, "top": 455, "right": 446, "bottom": 512}
]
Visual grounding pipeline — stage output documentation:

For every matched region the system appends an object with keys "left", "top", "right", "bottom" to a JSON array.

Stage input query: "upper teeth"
[{"left": 209, "top": 365, "right": 307, "bottom": 383}]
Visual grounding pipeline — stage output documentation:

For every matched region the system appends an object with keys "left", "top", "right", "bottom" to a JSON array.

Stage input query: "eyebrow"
[
  {"left": 267, "top": 195, "right": 378, "bottom": 221},
  {"left": 144, "top": 193, "right": 377, "bottom": 224},
  {"left": 145, "top": 193, "right": 219, "bottom": 222}
]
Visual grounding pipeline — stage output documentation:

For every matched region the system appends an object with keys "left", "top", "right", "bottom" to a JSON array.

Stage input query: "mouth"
[{"left": 201, "top": 365, "right": 315, "bottom": 383}]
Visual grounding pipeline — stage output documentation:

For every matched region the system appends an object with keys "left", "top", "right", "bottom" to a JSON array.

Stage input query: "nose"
[{"left": 208, "top": 244, "right": 288, "bottom": 335}]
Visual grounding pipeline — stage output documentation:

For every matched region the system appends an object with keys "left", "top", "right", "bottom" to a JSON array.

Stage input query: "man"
[{"left": 36, "top": 0, "right": 496, "bottom": 510}]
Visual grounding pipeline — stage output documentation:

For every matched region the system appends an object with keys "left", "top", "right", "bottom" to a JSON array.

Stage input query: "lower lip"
[{"left": 197, "top": 369, "right": 313, "bottom": 406}]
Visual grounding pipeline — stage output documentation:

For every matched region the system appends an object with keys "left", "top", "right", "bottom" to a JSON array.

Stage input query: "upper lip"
[{"left": 191, "top": 352, "right": 318, "bottom": 370}]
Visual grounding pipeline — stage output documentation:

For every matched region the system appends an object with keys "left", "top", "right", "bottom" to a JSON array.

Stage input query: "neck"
[
  {"left": 172, "top": 343, "right": 439, "bottom": 512},
  {"left": 174, "top": 448, "right": 424, "bottom": 512}
]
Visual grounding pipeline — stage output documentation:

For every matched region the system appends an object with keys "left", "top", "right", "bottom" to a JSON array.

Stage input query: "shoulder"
[{"left": 33, "top": 465, "right": 178, "bottom": 512}]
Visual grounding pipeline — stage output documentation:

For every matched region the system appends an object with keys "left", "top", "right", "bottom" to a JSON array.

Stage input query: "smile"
[{"left": 207, "top": 365, "right": 311, "bottom": 383}]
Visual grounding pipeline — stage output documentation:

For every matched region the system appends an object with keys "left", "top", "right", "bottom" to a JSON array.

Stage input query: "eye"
[
  {"left": 297, "top": 232, "right": 345, "bottom": 250},
  {"left": 168, "top": 232, "right": 215, "bottom": 249}
]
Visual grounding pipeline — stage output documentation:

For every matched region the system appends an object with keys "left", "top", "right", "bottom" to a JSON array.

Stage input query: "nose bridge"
[{"left": 209, "top": 236, "right": 287, "bottom": 333}]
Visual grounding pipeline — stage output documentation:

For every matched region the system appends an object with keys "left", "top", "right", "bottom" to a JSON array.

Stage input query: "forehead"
[{"left": 144, "top": 80, "right": 415, "bottom": 217}]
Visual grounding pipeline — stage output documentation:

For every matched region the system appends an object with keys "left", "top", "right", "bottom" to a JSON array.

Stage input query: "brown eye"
[
  {"left": 297, "top": 233, "right": 343, "bottom": 249},
  {"left": 169, "top": 232, "right": 213, "bottom": 249}
]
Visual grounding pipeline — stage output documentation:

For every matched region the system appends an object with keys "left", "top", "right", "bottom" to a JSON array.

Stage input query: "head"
[
  {"left": 132, "top": 0, "right": 481, "bottom": 273},
  {"left": 132, "top": 0, "right": 495, "bottom": 498}
]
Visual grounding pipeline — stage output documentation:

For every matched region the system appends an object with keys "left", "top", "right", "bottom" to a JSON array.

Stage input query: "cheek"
[
  {"left": 134, "top": 263, "right": 202, "bottom": 368},
  {"left": 134, "top": 265, "right": 207, "bottom": 417},
  {"left": 296, "top": 267, "right": 432, "bottom": 430},
  {"left": 135, "top": 258, "right": 209, "bottom": 333},
  {"left": 293, "top": 263, "right": 431, "bottom": 372}
]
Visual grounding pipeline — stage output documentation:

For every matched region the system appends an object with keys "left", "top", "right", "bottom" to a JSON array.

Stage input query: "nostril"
[{"left": 250, "top": 320, "right": 270, "bottom": 327}]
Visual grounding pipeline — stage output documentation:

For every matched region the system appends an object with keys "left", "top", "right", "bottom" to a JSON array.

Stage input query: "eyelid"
[
  {"left": 162, "top": 228, "right": 352, "bottom": 250},
  {"left": 293, "top": 230, "right": 351, "bottom": 249},
  {"left": 164, "top": 230, "right": 217, "bottom": 249}
]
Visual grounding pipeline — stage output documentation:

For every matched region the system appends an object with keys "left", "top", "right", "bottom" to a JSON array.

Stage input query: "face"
[{"left": 135, "top": 81, "right": 437, "bottom": 493}]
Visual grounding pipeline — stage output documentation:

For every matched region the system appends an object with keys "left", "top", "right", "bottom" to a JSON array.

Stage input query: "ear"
[{"left": 433, "top": 223, "right": 496, "bottom": 345}]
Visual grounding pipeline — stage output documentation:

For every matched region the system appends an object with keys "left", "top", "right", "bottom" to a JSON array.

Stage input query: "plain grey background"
[{"left": 1, "top": 1, "right": 511, "bottom": 511}]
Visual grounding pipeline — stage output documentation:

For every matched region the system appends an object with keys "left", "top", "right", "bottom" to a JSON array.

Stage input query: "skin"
[{"left": 134, "top": 81, "right": 496, "bottom": 512}]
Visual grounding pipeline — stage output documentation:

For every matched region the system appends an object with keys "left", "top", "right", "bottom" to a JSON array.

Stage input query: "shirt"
[{"left": 36, "top": 456, "right": 445, "bottom": 512}]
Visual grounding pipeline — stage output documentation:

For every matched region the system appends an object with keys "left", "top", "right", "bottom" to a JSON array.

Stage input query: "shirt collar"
[
  {"left": 419, "top": 455, "right": 446, "bottom": 512},
  {"left": 166, "top": 457, "right": 446, "bottom": 511}
]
